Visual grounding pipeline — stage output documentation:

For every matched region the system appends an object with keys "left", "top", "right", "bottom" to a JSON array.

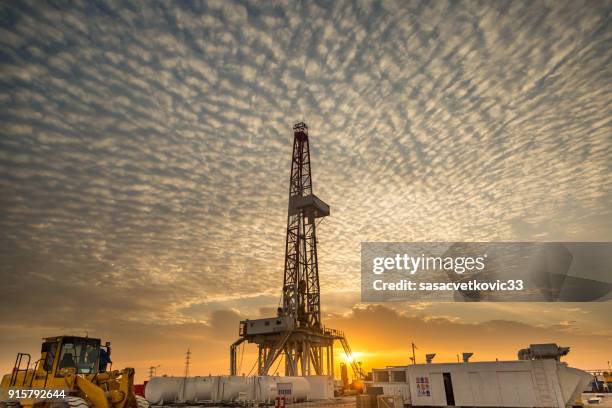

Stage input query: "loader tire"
[
  {"left": 66, "top": 397, "right": 90, "bottom": 408},
  {"left": 48, "top": 396, "right": 89, "bottom": 408},
  {"left": 135, "top": 395, "right": 149, "bottom": 408}
]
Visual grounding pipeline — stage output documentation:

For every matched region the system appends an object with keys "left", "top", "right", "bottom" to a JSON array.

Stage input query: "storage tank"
[
  {"left": 145, "top": 375, "right": 325, "bottom": 404},
  {"left": 145, "top": 376, "right": 183, "bottom": 404},
  {"left": 145, "top": 376, "right": 215, "bottom": 404},
  {"left": 181, "top": 376, "right": 215, "bottom": 401},
  {"left": 252, "top": 376, "right": 310, "bottom": 402},
  {"left": 215, "top": 375, "right": 250, "bottom": 401}
]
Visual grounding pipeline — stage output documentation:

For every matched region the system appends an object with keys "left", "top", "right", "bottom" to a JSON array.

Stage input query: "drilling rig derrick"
[{"left": 230, "top": 123, "right": 362, "bottom": 380}]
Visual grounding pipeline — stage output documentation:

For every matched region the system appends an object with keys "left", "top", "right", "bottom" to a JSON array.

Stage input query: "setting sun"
[{"left": 340, "top": 350, "right": 365, "bottom": 364}]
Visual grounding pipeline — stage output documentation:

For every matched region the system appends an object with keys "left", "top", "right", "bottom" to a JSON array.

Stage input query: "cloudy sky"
[{"left": 1, "top": 0, "right": 611, "bottom": 381}]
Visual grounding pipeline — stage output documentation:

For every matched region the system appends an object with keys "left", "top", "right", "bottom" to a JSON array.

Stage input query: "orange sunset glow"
[{"left": 1, "top": 0, "right": 611, "bottom": 388}]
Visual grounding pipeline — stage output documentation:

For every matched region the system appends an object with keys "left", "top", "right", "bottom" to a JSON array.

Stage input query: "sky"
[{"left": 0, "top": 0, "right": 611, "bottom": 382}]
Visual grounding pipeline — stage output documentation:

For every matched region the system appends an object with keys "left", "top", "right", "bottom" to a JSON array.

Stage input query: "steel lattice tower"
[
  {"left": 283, "top": 122, "right": 323, "bottom": 330},
  {"left": 230, "top": 123, "right": 363, "bottom": 379}
]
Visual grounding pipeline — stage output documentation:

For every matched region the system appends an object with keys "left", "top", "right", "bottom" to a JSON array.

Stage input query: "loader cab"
[{"left": 41, "top": 336, "right": 102, "bottom": 376}]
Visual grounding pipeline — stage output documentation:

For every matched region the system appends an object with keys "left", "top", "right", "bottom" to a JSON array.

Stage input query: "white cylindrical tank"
[
  {"left": 215, "top": 376, "right": 250, "bottom": 401},
  {"left": 145, "top": 375, "right": 319, "bottom": 404},
  {"left": 253, "top": 376, "right": 310, "bottom": 402},
  {"left": 181, "top": 376, "right": 215, "bottom": 402},
  {"left": 145, "top": 376, "right": 215, "bottom": 404},
  {"left": 145, "top": 376, "right": 183, "bottom": 404}
]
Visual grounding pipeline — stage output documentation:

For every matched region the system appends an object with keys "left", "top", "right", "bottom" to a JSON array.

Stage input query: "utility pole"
[
  {"left": 412, "top": 342, "right": 417, "bottom": 365},
  {"left": 179, "top": 349, "right": 191, "bottom": 403},
  {"left": 184, "top": 349, "right": 191, "bottom": 377}
]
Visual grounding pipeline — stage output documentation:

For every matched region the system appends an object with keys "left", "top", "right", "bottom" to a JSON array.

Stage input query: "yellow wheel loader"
[{"left": 0, "top": 336, "right": 149, "bottom": 408}]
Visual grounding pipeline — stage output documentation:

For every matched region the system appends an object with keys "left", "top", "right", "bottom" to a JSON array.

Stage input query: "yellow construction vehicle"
[
  {"left": 0, "top": 336, "right": 148, "bottom": 408},
  {"left": 604, "top": 371, "right": 612, "bottom": 392}
]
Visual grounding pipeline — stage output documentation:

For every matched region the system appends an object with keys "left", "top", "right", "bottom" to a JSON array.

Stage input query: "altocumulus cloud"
[{"left": 0, "top": 0, "right": 611, "bottom": 332}]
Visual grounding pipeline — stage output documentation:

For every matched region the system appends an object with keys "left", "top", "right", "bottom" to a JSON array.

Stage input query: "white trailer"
[{"left": 367, "top": 359, "right": 591, "bottom": 407}]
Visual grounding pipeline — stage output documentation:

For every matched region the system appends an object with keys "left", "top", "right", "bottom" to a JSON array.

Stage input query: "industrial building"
[{"left": 364, "top": 344, "right": 592, "bottom": 408}]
